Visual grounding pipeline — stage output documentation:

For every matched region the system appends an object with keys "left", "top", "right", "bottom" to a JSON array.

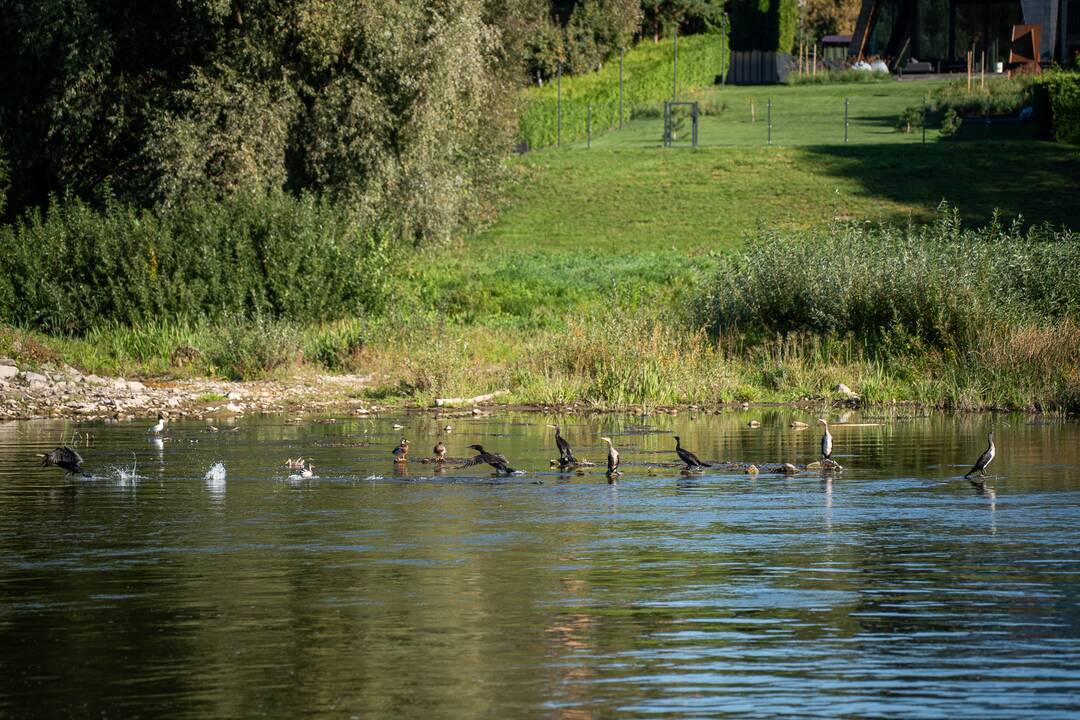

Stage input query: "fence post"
[
  {"left": 556, "top": 63, "right": 562, "bottom": 148},
  {"left": 922, "top": 100, "right": 927, "bottom": 144},
  {"left": 767, "top": 98, "right": 772, "bottom": 145},
  {"left": 844, "top": 98, "right": 849, "bottom": 144},
  {"left": 619, "top": 49, "right": 624, "bottom": 129},
  {"left": 587, "top": 104, "right": 591, "bottom": 148},
  {"left": 673, "top": 26, "right": 678, "bottom": 100}
]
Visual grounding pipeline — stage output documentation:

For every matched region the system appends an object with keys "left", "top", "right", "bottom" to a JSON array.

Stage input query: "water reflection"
[{"left": 0, "top": 410, "right": 1078, "bottom": 718}]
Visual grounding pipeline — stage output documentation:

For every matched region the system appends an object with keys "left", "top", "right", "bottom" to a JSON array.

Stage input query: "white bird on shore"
[{"left": 148, "top": 412, "right": 166, "bottom": 435}]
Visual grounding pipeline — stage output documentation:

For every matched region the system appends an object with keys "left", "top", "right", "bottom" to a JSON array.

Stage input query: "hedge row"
[
  {"left": 1032, "top": 71, "right": 1080, "bottom": 145},
  {"left": 518, "top": 33, "right": 728, "bottom": 149},
  {"left": 0, "top": 193, "right": 391, "bottom": 334}
]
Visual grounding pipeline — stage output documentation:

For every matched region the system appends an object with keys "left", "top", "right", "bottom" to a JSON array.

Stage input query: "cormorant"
[
  {"left": 674, "top": 436, "right": 710, "bottom": 469},
  {"left": 392, "top": 438, "right": 410, "bottom": 463},
  {"left": 600, "top": 437, "right": 620, "bottom": 475},
  {"left": 40, "top": 446, "right": 90, "bottom": 477},
  {"left": 818, "top": 418, "right": 833, "bottom": 460},
  {"left": 148, "top": 412, "right": 166, "bottom": 434},
  {"left": 547, "top": 424, "right": 576, "bottom": 467},
  {"left": 433, "top": 441, "right": 446, "bottom": 462},
  {"left": 463, "top": 444, "right": 516, "bottom": 474},
  {"left": 965, "top": 432, "right": 995, "bottom": 480}
]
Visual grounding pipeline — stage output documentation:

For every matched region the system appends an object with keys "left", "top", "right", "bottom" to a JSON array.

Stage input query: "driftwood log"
[{"left": 434, "top": 390, "right": 510, "bottom": 407}]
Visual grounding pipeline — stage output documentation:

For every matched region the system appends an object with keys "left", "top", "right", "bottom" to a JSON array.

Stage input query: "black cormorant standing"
[
  {"left": 392, "top": 438, "right": 410, "bottom": 463},
  {"left": 965, "top": 432, "right": 995, "bottom": 480},
  {"left": 40, "top": 446, "right": 90, "bottom": 477},
  {"left": 433, "top": 441, "right": 446, "bottom": 462},
  {"left": 547, "top": 424, "right": 577, "bottom": 467},
  {"left": 600, "top": 437, "right": 620, "bottom": 475},
  {"left": 463, "top": 444, "right": 516, "bottom": 474},
  {"left": 818, "top": 419, "right": 833, "bottom": 460},
  {"left": 673, "top": 436, "right": 711, "bottom": 469}
]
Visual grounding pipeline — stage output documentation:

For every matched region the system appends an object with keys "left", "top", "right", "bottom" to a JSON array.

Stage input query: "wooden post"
[
  {"left": 812, "top": 44, "right": 817, "bottom": 78},
  {"left": 967, "top": 51, "right": 972, "bottom": 93},
  {"left": 981, "top": 51, "right": 986, "bottom": 89}
]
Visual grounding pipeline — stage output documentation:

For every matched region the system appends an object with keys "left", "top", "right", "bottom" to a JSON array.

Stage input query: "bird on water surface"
[
  {"left": 463, "top": 444, "right": 517, "bottom": 474},
  {"left": 818, "top": 418, "right": 833, "bottom": 460},
  {"left": 965, "top": 432, "right": 996, "bottom": 481},
  {"left": 673, "top": 436, "right": 711, "bottom": 470},
  {"left": 600, "top": 437, "right": 620, "bottom": 476},
  {"left": 392, "top": 438, "right": 410, "bottom": 463},
  {"left": 433, "top": 441, "right": 446, "bottom": 463},
  {"left": 148, "top": 412, "right": 166, "bottom": 435},
  {"left": 40, "top": 446, "right": 90, "bottom": 477},
  {"left": 547, "top": 424, "right": 577, "bottom": 467}
]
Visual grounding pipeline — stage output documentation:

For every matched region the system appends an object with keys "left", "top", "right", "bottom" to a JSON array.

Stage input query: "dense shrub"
[
  {"left": 203, "top": 315, "right": 300, "bottom": 380},
  {"left": 695, "top": 206, "right": 1080, "bottom": 353},
  {"left": 728, "top": 0, "right": 796, "bottom": 53},
  {"left": 0, "top": 193, "right": 391, "bottom": 334},
  {"left": 1031, "top": 71, "right": 1080, "bottom": 144},
  {"left": 518, "top": 33, "right": 728, "bottom": 148}
]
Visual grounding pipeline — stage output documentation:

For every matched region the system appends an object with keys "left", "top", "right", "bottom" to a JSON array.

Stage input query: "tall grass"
[
  {"left": 0, "top": 192, "right": 392, "bottom": 334},
  {"left": 697, "top": 206, "right": 1079, "bottom": 351},
  {"left": 785, "top": 68, "right": 891, "bottom": 85},
  {"left": 518, "top": 34, "right": 728, "bottom": 149}
]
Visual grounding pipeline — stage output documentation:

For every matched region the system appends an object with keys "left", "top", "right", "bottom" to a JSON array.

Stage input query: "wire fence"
[{"left": 549, "top": 92, "right": 1033, "bottom": 150}]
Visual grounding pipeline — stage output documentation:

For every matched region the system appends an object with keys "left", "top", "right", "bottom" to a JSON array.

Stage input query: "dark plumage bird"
[
  {"left": 674, "top": 436, "right": 710, "bottom": 469},
  {"left": 547, "top": 424, "right": 576, "bottom": 467},
  {"left": 463, "top": 444, "right": 516, "bottom": 474},
  {"left": 600, "top": 436, "right": 620, "bottom": 475},
  {"left": 433, "top": 441, "right": 446, "bottom": 463},
  {"left": 392, "top": 438, "right": 410, "bottom": 463},
  {"left": 40, "top": 446, "right": 89, "bottom": 477},
  {"left": 965, "top": 432, "right": 996, "bottom": 481},
  {"left": 818, "top": 418, "right": 833, "bottom": 460}
]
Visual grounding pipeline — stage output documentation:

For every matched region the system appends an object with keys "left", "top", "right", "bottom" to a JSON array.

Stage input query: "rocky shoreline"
[
  {"left": 1, "top": 357, "right": 875, "bottom": 422},
  {"left": 0, "top": 358, "right": 380, "bottom": 422}
]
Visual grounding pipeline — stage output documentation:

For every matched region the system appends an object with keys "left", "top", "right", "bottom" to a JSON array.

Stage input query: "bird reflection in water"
[{"left": 546, "top": 577, "right": 597, "bottom": 720}]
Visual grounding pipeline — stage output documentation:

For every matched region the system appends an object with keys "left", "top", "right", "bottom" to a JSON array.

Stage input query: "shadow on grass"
[{"left": 797, "top": 141, "right": 1080, "bottom": 228}]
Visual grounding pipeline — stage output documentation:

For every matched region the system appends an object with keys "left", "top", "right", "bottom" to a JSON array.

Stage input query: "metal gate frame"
[{"left": 663, "top": 101, "right": 699, "bottom": 148}]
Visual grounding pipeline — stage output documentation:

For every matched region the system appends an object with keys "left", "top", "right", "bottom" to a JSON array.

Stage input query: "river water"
[{"left": 1, "top": 410, "right": 1079, "bottom": 718}]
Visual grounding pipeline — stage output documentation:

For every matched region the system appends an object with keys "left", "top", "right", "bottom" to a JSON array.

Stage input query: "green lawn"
[
  {"left": 483, "top": 140, "right": 1079, "bottom": 253},
  {"left": 571, "top": 79, "right": 1036, "bottom": 149}
]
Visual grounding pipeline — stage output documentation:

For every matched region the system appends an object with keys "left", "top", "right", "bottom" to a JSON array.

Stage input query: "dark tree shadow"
[{"left": 795, "top": 141, "right": 1080, "bottom": 229}]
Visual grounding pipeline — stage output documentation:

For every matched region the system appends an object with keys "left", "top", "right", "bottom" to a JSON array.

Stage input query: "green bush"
[
  {"left": 930, "top": 76, "right": 1034, "bottom": 116},
  {"left": 729, "top": 0, "right": 796, "bottom": 52},
  {"left": 1032, "top": 71, "right": 1080, "bottom": 144},
  {"left": 203, "top": 314, "right": 299, "bottom": 381},
  {"left": 939, "top": 108, "right": 963, "bottom": 136},
  {"left": 695, "top": 206, "right": 1080, "bottom": 353},
  {"left": 518, "top": 33, "right": 728, "bottom": 149},
  {"left": 895, "top": 106, "right": 924, "bottom": 133},
  {"left": 0, "top": 192, "right": 391, "bottom": 334}
]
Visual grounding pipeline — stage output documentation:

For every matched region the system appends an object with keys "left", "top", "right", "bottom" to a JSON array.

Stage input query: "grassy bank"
[{"left": 4, "top": 83, "right": 1080, "bottom": 412}]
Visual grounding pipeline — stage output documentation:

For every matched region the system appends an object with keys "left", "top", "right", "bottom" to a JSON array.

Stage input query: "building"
[{"left": 849, "top": 0, "right": 1076, "bottom": 68}]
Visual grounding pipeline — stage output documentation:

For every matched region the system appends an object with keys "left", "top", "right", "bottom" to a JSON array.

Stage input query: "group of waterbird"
[{"left": 36, "top": 414, "right": 997, "bottom": 486}]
